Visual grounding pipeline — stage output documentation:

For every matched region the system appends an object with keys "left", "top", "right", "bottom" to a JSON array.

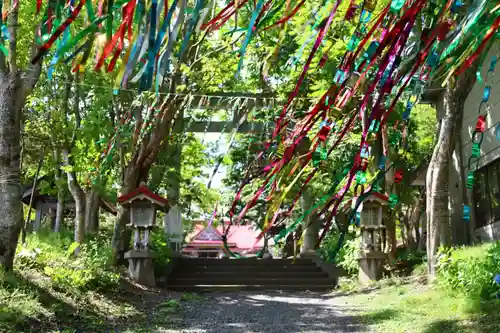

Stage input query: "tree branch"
[{"left": 7, "top": 0, "right": 19, "bottom": 74}]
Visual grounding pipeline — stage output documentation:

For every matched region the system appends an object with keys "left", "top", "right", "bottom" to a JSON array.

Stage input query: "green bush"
[
  {"left": 319, "top": 231, "right": 360, "bottom": 276},
  {"left": 149, "top": 230, "right": 172, "bottom": 273},
  {"left": 15, "top": 230, "right": 120, "bottom": 293},
  {"left": 437, "top": 242, "right": 500, "bottom": 299}
]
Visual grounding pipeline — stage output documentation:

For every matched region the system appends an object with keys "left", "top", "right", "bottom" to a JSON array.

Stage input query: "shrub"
[
  {"left": 319, "top": 231, "right": 360, "bottom": 276},
  {"left": 15, "top": 230, "right": 120, "bottom": 293},
  {"left": 437, "top": 242, "right": 500, "bottom": 299},
  {"left": 149, "top": 230, "right": 172, "bottom": 273}
]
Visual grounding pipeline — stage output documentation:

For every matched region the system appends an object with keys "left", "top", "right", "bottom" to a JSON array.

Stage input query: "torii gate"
[{"left": 165, "top": 92, "right": 281, "bottom": 249}]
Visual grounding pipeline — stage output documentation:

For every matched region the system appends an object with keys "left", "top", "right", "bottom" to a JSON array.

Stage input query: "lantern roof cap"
[
  {"left": 118, "top": 182, "right": 169, "bottom": 208},
  {"left": 364, "top": 192, "right": 389, "bottom": 204}
]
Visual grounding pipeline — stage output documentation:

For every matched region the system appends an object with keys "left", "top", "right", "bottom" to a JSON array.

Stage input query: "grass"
[
  {"left": 343, "top": 278, "right": 500, "bottom": 333},
  {"left": 0, "top": 229, "right": 189, "bottom": 333}
]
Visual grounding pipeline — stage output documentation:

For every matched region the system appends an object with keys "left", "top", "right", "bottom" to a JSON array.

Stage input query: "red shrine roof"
[
  {"left": 183, "top": 221, "right": 271, "bottom": 253},
  {"left": 117, "top": 183, "right": 169, "bottom": 208}
]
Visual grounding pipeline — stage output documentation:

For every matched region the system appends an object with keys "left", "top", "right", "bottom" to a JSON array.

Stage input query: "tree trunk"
[
  {"left": 418, "top": 193, "right": 426, "bottom": 252},
  {"left": 53, "top": 148, "right": 65, "bottom": 232},
  {"left": 426, "top": 68, "right": 477, "bottom": 276},
  {"left": 85, "top": 188, "right": 100, "bottom": 235},
  {"left": 408, "top": 192, "right": 423, "bottom": 252},
  {"left": 111, "top": 166, "right": 142, "bottom": 263},
  {"left": 63, "top": 149, "right": 86, "bottom": 248},
  {"left": 300, "top": 189, "right": 322, "bottom": 254},
  {"left": 0, "top": 75, "right": 23, "bottom": 270},
  {"left": 381, "top": 123, "right": 397, "bottom": 263}
]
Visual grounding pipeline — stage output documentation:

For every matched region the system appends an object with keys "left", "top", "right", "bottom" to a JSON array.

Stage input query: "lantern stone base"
[
  {"left": 125, "top": 250, "right": 156, "bottom": 287},
  {"left": 358, "top": 250, "right": 386, "bottom": 285}
]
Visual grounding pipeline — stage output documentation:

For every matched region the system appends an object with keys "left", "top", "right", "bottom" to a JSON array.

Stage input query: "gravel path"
[{"left": 160, "top": 291, "right": 370, "bottom": 333}]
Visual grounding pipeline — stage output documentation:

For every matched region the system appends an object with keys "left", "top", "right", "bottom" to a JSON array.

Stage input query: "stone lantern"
[
  {"left": 118, "top": 182, "right": 169, "bottom": 287},
  {"left": 357, "top": 192, "right": 388, "bottom": 285}
]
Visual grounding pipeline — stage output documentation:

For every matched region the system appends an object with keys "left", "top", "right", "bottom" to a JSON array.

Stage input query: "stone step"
[
  {"left": 176, "top": 264, "right": 323, "bottom": 273},
  {"left": 178, "top": 258, "right": 314, "bottom": 266},
  {"left": 170, "top": 271, "right": 328, "bottom": 278},
  {"left": 167, "top": 284, "right": 335, "bottom": 291},
  {"left": 168, "top": 277, "right": 334, "bottom": 286}
]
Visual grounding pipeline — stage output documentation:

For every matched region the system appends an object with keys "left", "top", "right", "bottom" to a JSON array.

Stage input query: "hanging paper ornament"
[
  {"left": 388, "top": 194, "right": 398, "bottom": 209},
  {"left": 354, "top": 184, "right": 365, "bottom": 197},
  {"left": 394, "top": 170, "right": 403, "bottom": 183},
  {"left": 318, "top": 121, "right": 332, "bottom": 141},
  {"left": 346, "top": 4, "right": 358, "bottom": 20},
  {"left": 361, "top": 158, "right": 369, "bottom": 171},
  {"left": 364, "top": 41, "right": 379, "bottom": 61},
  {"left": 334, "top": 69, "right": 347, "bottom": 84},
  {"left": 360, "top": 143, "right": 370, "bottom": 159},
  {"left": 463, "top": 205, "right": 470, "bottom": 221},
  {"left": 466, "top": 171, "right": 474, "bottom": 189},
  {"left": 369, "top": 119, "right": 380, "bottom": 133},
  {"left": 276, "top": 143, "right": 285, "bottom": 158},
  {"left": 355, "top": 211, "right": 361, "bottom": 226},
  {"left": 403, "top": 101, "right": 413, "bottom": 120},
  {"left": 347, "top": 34, "right": 360, "bottom": 52},
  {"left": 475, "top": 115, "right": 486, "bottom": 133}
]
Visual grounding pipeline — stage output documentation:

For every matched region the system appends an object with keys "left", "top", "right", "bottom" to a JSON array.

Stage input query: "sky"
[{"left": 195, "top": 132, "right": 228, "bottom": 190}]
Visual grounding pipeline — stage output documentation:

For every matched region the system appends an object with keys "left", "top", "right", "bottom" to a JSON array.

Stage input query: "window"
[
  {"left": 473, "top": 159, "right": 500, "bottom": 228},
  {"left": 361, "top": 206, "right": 380, "bottom": 226}
]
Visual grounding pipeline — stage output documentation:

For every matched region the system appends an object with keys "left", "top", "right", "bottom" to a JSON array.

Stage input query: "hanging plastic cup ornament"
[
  {"left": 389, "top": 194, "right": 399, "bottom": 208},
  {"left": 490, "top": 56, "right": 498, "bottom": 72},
  {"left": 379, "top": 155, "right": 387, "bottom": 170},
  {"left": 356, "top": 171, "right": 367, "bottom": 185},
  {"left": 463, "top": 205, "right": 470, "bottom": 221},
  {"left": 451, "top": 0, "right": 465, "bottom": 13},
  {"left": 467, "top": 171, "right": 475, "bottom": 189},
  {"left": 483, "top": 86, "right": 491, "bottom": 102},
  {"left": 390, "top": 0, "right": 405, "bottom": 13},
  {"left": 496, "top": 124, "right": 500, "bottom": 140},
  {"left": 471, "top": 143, "right": 481, "bottom": 158},
  {"left": 475, "top": 115, "right": 486, "bottom": 133},
  {"left": 394, "top": 170, "right": 403, "bottom": 183},
  {"left": 312, "top": 148, "right": 323, "bottom": 167}
]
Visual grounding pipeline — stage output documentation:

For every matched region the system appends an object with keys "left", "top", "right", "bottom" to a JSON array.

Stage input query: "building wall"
[{"left": 461, "top": 41, "right": 500, "bottom": 242}]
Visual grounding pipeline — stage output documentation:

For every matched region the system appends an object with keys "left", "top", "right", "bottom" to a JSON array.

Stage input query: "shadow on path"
[{"left": 163, "top": 291, "right": 395, "bottom": 333}]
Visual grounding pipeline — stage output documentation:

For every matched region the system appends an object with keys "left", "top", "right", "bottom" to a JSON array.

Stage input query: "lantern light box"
[{"left": 118, "top": 182, "right": 169, "bottom": 228}]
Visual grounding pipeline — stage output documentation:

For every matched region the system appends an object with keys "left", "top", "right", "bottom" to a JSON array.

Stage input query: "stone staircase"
[{"left": 165, "top": 258, "right": 338, "bottom": 291}]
